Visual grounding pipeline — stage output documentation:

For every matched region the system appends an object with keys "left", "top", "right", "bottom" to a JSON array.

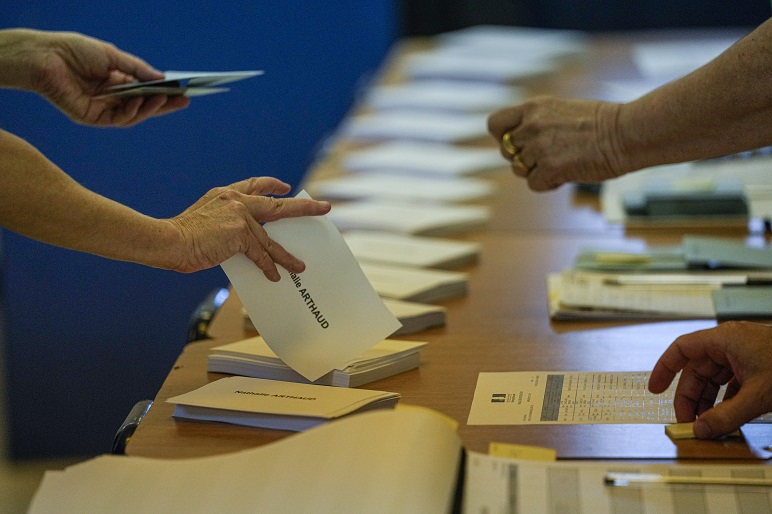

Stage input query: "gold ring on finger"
[
  {"left": 501, "top": 132, "right": 518, "bottom": 157},
  {"left": 512, "top": 153, "right": 530, "bottom": 175}
]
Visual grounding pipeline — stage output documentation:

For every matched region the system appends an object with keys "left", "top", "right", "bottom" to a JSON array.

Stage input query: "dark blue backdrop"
[{"left": 0, "top": 2, "right": 397, "bottom": 458}]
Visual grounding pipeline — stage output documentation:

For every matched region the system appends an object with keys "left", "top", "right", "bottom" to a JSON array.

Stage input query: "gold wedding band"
[
  {"left": 501, "top": 132, "right": 518, "bottom": 157},
  {"left": 512, "top": 153, "right": 530, "bottom": 175}
]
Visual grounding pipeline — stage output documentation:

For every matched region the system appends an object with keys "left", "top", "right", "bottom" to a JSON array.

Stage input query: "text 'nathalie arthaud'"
[{"left": 288, "top": 272, "right": 330, "bottom": 329}]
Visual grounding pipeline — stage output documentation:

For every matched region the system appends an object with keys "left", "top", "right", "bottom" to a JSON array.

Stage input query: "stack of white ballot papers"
[
  {"left": 167, "top": 376, "right": 400, "bottom": 431},
  {"left": 326, "top": 200, "right": 490, "bottom": 235},
  {"left": 360, "top": 263, "right": 468, "bottom": 303},
  {"left": 208, "top": 336, "right": 426, "bottom": 388},
  {"left": 362, "top": 80, "right": 525, "bottom": 113},
  {"left": 309, "top": 172, "right": 495, "bottom": 203},
  {"left": 381, "top": 298, "right": 447, "bottom": 335},
  {"left": 403, "top": 51, "right": 554, "bottom": 83},
  {"left": 434, "top": 25, "right": 588, "bottom": 61},
  {"left": 343, "top": 231, "right": 479, "bottom": 269},
  {"left": 400, "top": 25, "right": 588, "bottom": 85},
  {"left": 220, "top": 190, "right": 402, "bottom": 383},
  {"left": 340, "top": 111, "right": 490, "bottom": 143},
  {"left": 343, "top": 141, "right": 505, "bottom": 177}
]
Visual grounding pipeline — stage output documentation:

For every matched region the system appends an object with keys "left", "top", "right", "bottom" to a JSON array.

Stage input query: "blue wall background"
[{"left": 0, "top": 2, "right": 397, "bottom": 459}]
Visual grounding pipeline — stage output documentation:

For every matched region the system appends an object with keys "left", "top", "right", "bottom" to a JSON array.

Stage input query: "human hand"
[
  {"left": 167, "top": 177, "right": 331, "bottom": 279},
  {"left": 648, "top": 321, "right": 772, "bottom": 439},
  {"left": 487, "top": 96, "right": 629, "bottom": 191},
  {"left": 15, "top": 29, "right": 189, "bottom": 126}
]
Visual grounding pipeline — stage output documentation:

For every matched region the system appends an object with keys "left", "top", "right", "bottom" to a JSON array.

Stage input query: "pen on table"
[
  {"left": 602, "top": 274, "right": 772, "bottom": 287},
  {"left": 604, "top": 472, "right": 772, "bottom": 488}
]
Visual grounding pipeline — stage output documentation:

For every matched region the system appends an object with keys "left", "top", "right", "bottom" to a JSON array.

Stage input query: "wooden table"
[{"left": 126, "top": 27, "right": 771, "bottom": 462}]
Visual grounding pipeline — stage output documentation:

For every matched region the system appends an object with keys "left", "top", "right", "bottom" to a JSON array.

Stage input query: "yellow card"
[{"left": 488, "top": 442, "right": 556, "bottom": 462}]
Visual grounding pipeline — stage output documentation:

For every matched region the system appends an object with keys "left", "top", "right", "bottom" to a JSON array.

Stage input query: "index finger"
[
  {"left": 230, "top": 177, "right": 292, "bottom": 197},
  {"left": 245, "top": 195, "right": 332, "bottom": 223},
  {"left": 106, "top": 45, "right": 164, "bottom": 82},
  {"left": 648, "top": 326, "right": 729, "bottom": 393}
]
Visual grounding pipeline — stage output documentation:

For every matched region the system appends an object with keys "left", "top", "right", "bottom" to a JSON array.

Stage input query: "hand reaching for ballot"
[
  {"left": 487, "top": 96, "right": 629, "bottom": 191},
  {"left": 167, "top": 178, "right": 331, "bottom": 280},
  {"left": 648, "top": 321, "right": 772, "bottom": 439}
]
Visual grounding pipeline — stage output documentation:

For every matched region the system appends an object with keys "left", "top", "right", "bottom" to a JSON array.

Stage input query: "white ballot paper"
[
  {"left": 220, "top": 191, "right": 401, "bottom": 382},
  {"left": 99, "top": 70, "right": 263, "bottom": 98},
  {"left": 468, "top": 371, "right": 678, "bottom": 425}
]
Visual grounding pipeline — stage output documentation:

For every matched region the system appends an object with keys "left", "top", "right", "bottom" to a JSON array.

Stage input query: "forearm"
[
  {"left": 616, "top": 18, "right": 772, "bottom": 171},
  {"left": 0, "top": 129, "right": 181, "bottom": 268},
  {"left": 0, "top": 28, "right": 51, "bottom": 91}
]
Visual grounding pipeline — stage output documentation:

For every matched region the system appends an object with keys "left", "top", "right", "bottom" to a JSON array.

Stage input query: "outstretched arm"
[
  {"left": 488, "top": 17, "right": 772, "bottom": 191},
  {"left": 0, "top": 28, "right": 189, "bottom": 126},
  {"left": 648, "top": 321, "right": 772, "bottom": 439},
  {"left": 0, "top": 129, "right": 331, "bottom": 279}
]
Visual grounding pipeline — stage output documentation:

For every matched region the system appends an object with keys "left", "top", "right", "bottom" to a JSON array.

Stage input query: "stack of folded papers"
[
  {"left": 343, "top": 231, "right": 479, "bottom": 269},
  {"left": 310, "top": 173, "right": 494, "bottom": 204},
  {"left": 549, "top": 236, "right": 772, "bottom": 320},
  {"left": 208, "top": 336, "right": 426, "bottom": 388},
  {"left": 343, "top": 141, "right": 506, "bottom": 177},
  {"left": 327, "top": 200, "right": 490, "bottom": 236},
  {"left": 168, "top": 376, "right": 401, "bottom": 431},
  {"left": 360, "top": 263, "right": 468, "bottom": 303}
]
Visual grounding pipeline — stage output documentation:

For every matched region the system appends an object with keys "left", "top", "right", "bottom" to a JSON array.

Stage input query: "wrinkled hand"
[
  {"left": 28, "top": 30, "right": 189, "bottom": 126},
  {"left": 168, "top": 177, "right": 331, "bottom": 279},
  {"left": 648, "top": 321, "right": 772, "bottom": 439},
  {"left": 487, "top": 96, "right": 628, "bottom": 191}
]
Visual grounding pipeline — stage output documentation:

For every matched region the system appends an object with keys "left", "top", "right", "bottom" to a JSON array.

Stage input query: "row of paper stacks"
[
  {"left": 179, "top": 25, "right": 590, "bottom": 432},
  {"left": 549, "top": 236, "right": 772, "bottom": 320}
]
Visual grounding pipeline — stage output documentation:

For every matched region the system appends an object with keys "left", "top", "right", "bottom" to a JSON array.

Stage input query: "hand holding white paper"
[{"left": 220, "top": 191, "right": 401, "bottom": 382}]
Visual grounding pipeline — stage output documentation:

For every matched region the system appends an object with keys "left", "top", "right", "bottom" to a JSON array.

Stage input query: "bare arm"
[
  {"left": 488, "top": 18, "right": 772, "bottom": 191},
  {"left": 618, "top": 17, "right": 772, "bottom": 171},
  {"left": 0, "top": 129, "right": 331, "bottom": 278},
  {"left": 0, "top": 28, "right": 189, "bottom": 126}
]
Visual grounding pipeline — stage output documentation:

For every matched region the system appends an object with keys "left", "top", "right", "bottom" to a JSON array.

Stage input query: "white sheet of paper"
[
  {"left": 468, "top": 371, "right": 677, "bottom": 425},
  {"left": 163, "top": 70, "right": 263, "bottom": 86},
  {"left": 632, "top": 39, "right": 738, "bottom": 79},
  {"left": 105, "top": 70, "right": 262, "bottom": 90},
  {"left": 360, "top": 263, "right": 468, "bottom": 303},
  {"left": 343, "top": 231, "right": 479, "bottom": 269},
  {"left": 341, "top": 111, "right": 490, "bottom": 143},
  {"left": 404, "top": 52, "right": 553, "bottom": 83},
  {"left": 343, "top": 141, "right": 505, "bottom": 177},
  {"left": 364, "top": 80, "right": 524, "bottom": 113},
  {"left": 99, "top": 70, "right": 263, "bottom": 98},
  {"left": 435, "top": 25, "right": 588, "bottom": 60},
  {"left": 311, "top": 173, "right": 494, "bottom": 203},
  {"left": 326, "top": 200, "right": 490, "bottom": 235},
  {"left": 220, "top": 191, "right": 401, "bottom": 381}
]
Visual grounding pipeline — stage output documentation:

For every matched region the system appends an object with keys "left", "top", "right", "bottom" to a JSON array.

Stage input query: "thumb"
[{"left": 692, "top": 385, "right": 765, "bottom": 439}]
